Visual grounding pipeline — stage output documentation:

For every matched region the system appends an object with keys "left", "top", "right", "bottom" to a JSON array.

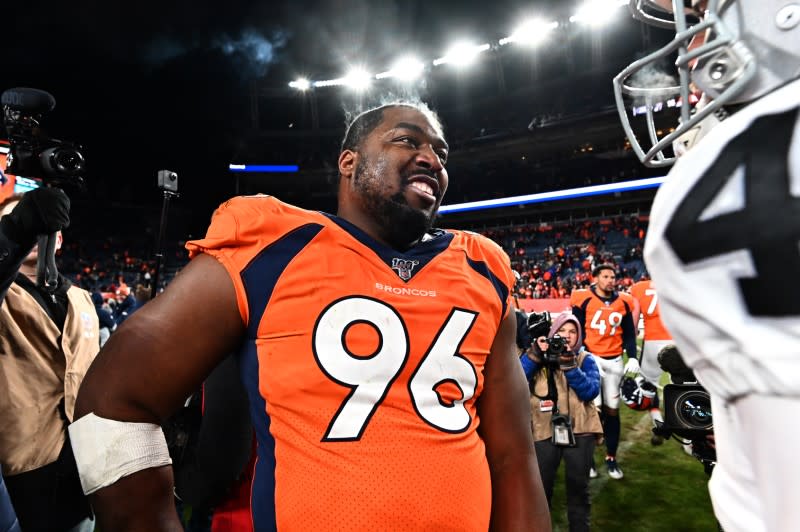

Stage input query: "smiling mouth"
[
  {"left": 405, "top": 172, "right": 440, "bottom": 203},
  {"left": 409, "top": 180, "right": 435, "bottom": 196},
  {"left": 406, "top": 182, "right": 438, "bottom": 208}
]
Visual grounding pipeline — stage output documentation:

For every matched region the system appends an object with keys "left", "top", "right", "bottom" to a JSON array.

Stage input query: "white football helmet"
[{"left": 613, "top": 0, "right": 800, "bottom": 167}]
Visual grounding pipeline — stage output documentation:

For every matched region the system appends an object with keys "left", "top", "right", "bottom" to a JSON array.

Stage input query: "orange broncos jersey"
[
  {"left": 630, "top": 280, "right": 672, "bottom": 341},
  {"left": 186, "top": 195, "right": 515, "bottom": 532},
  {"left": 570, "top": 287, "right": 637, "bottom": 358}
]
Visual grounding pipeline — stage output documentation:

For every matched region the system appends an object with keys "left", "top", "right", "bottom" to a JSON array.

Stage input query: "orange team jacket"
[
  {"left": 185, "top": 195, "right": 515, "bottom": 532},
  {"left": 570, "top": 287, "right": 638, "bottom": 359},
  {"left": 630, "top": 279, "right": 672, "bottom": 341}
]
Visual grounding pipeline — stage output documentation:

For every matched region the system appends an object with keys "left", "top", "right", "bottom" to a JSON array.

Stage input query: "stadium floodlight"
[
  {"left": 376, "top": 56, "right": 426, "bottom": 81},
  {"left": 569, "top": 0, "right": 628, "bottom": 26},
  {"left": 342, "top": 68, "right": 373, "bottom": 91},
  {"left": 433, "top": 42, "right": 491, "bottom": 67},
  {"left": 289, "top": 78, "right": 311, "bottom": 91},
  {"left": 499, "top": 19, "right": 559, "bottom": 46}
]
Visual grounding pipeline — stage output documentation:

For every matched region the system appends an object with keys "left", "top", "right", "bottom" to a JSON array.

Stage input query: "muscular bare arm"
[
  {"left": 73, "top": 254, "right": 245, "bottom": 531},
  {"left": 477, "top": 309, "right": 552, "bottom": 532}
]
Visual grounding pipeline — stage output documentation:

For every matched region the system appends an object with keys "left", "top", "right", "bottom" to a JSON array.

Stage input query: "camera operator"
[
  {"left": 520, "top": 313, "right": 602, "bottom": 532},
  {"left": 0, "top": 188, "right": 97, "bottom": 532}
]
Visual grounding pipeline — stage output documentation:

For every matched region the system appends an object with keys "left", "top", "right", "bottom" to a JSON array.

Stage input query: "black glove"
[{"left": 0, "top": 187, "right": 70, "bottom": 247}]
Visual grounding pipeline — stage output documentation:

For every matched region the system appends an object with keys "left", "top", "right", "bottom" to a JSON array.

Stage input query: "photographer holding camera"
[
  {"left": 520, "top": 312, "right": 602, "bottom": 532},
  {"left": 0, "top": 188, "right": 97, "bottom": 532}
]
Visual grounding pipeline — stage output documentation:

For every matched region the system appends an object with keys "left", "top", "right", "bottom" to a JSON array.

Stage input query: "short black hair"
[
  {"left": 592, "top": 263, "right": 617, "bottom": 277},
  {"left": 330, "top": 101, "right": 442, "bottom": 186}
]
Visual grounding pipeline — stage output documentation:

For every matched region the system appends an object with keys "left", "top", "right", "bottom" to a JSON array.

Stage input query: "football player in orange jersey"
[
  {"left": 570, "top": 264, "right": 637, "bottom": 480},
  {"left": 71, "top": 102, "right": 551, "bottom": 531},
  {"left": 628, "top": 274, "right": 672, "bottom": 444}
]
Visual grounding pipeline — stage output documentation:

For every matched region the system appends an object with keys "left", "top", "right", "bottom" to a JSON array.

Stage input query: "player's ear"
[{"left": 338, "top": 149, "right": 357, "bottom": 181}]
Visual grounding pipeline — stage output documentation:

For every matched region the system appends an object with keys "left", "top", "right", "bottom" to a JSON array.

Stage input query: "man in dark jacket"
[
  {"left": 93, "top": 292, "right": 116, "bottom": 347},
  {"left": 114, "top": 285, "right": 138, "bottom": 325}
]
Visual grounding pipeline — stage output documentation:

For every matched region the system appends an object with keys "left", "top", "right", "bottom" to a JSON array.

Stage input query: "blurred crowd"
[
  {"left": 479, "top": 215, "right": 648, "bottom": 299},
  {"left": 55, "top": 215, "right": 649, "bottom": 338},
  {"left": 56, "top": 234, "right": 189, "bottom": 335}
]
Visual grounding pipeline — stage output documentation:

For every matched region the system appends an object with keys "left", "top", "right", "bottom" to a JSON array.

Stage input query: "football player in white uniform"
[{"left": 614, "top": 1, "right": 800, "bottom": 531}]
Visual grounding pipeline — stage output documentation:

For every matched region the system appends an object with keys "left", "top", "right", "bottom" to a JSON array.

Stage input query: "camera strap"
[
  {"left": 546, "top": 368, "right": 563, "bottom": 416},
  {"left": 532, "top": 367, "right": 561, "bottom": 414},
  {"left": 531, "top": 365, "right": 576, "bottom": 419},
  {"left": 36, "top": 232, "right": 59, "bottom": 294}
]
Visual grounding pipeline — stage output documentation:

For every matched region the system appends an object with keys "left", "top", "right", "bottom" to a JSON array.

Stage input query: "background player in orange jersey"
[
  {"left": 70, "top": 101, "right": 551, "bottom": 531},
  {"left": 570, "top": 264, "right": 637, "bottom": 480},
  {"left": 628, "top": 274, "right": 672, "bottom": 444}
]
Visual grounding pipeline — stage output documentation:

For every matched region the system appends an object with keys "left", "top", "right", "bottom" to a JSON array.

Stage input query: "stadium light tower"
[
  {"left": 376, "top": 56, "right": 426, "bottom": 81},
  {"left": 499, "top": 19, "right": 559, "bottom": 46},
  {"left": 569, "top": 0, "right": 628, "bottom": 26},
  {"left": 433, "top": 42, "right": 491, "bottom": 67}
]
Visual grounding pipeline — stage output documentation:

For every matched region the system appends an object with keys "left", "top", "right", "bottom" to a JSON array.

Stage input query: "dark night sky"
[{"left": 1, "top": 0, "right": 654, "bottom": 232}]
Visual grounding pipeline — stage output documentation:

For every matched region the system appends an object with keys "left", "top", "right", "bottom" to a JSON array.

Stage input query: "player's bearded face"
[
  {"left": 597, "top": 271, "right": 616, "bottom": 292},
  {"left": 352, "top": 153, "right": 441, "bottom": 249}
]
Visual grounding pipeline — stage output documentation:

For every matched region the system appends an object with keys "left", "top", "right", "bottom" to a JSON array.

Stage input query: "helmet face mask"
[
  {"left": 620, "top": 375, "right": 660, "bottom": 411},
  {"left": 615, "top": 0, "right": 798, "bottom": 167},
  {"left": 628, "top": 0, "right": 705, "bottom": 29}
]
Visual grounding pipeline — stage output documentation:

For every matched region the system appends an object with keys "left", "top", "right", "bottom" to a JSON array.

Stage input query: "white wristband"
[{"left": 68, "top": 412, "right": 172, "bottom": 495}]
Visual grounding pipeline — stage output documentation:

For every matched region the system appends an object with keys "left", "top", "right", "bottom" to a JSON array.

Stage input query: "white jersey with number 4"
[{"left": 644, "top": 78, "right": 800, "bottom": 401}]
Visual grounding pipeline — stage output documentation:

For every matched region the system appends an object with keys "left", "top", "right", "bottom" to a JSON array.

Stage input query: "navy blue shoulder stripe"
[
  {"left": 236, "top": 340, "right": 276, "bottom": 532},
  {"left": 464, "top": 254, "right": 509, "bottom": 320},
  {"left": 240, "top": 223, "right": 324, "bottom": 338}
]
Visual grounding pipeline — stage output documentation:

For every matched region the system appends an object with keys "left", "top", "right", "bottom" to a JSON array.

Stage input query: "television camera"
[
  {"left": 652, "top": 344, "right": 716, "bottom": 473},
  {"left": 1, "top": 87, "right": 86, "bottom": 290},
  {"left": 1, "top": 88, "right": 85, "bottom": 185}
]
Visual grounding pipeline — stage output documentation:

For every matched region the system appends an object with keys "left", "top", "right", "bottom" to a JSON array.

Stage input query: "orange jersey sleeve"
[
  {"left": 186, "top": 196, "right": 513, "bottom": 531},
  {"left": 630, "top": 280, "right": 672, "bottom": 341}
]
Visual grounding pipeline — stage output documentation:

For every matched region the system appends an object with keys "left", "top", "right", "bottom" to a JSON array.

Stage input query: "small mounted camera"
[{"left": 157, "top": 169, "right": 178, "bottom": 193}]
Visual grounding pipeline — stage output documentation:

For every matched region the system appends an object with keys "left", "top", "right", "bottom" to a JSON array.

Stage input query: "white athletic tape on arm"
[{"left": 68, "top": 412, "right": 173, "bottom": 495}]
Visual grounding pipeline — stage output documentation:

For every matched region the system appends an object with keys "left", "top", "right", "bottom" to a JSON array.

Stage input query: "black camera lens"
[
  {"left": 41, "top": 146, "right": 85, "bottom": 176},
  {"left": 548, "top": 335, "right": 567, "bottom": 355},
  {"left": 674, "top": 390, "right": 712, "bottom": 430}
]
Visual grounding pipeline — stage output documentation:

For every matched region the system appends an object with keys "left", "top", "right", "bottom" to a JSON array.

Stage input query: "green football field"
[{"left": 547, "top": 361, "right": 718, "bottom": 531}]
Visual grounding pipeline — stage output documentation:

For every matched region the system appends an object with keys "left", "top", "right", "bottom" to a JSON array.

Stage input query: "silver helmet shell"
[{"left": 613, "top": 0, "right": 800, "bottom": 167}]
